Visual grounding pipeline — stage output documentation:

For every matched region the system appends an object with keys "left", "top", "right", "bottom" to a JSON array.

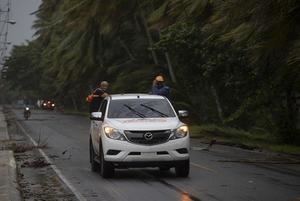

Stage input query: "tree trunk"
[
  {"left": 99, "top": 34, "right": 105, "bottom": 68},
  {"left": 71, "top": 95, "right": 78, "bottom": 111},
  {"left": 286, "top": 88, "right": 297, "bottom": 131},
  {"left": 134, "top": 14, "right": 141, "bottom": 32},
  {"left": 118, "top": 38, "right": 135, "bottom": 61},
  {"left": 211, "top": 85, "right": 224, "bottom": 124},
  {"left": 164, "top": 52, "right": 177, "bottom": 83},
  {"left": 140, "top": 10, "right": 158, "bottom": 65}
]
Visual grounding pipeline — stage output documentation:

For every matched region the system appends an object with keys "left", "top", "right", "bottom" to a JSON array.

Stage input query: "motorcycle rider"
[
  {"left": 23, "top": 105, "right": 31, "bottom": 120},
  {"left": 88, "top": 81, "right": 109, "bottom": 113},
  {"left": 151, "top": 75, "right": 170, "bottom": 98}
]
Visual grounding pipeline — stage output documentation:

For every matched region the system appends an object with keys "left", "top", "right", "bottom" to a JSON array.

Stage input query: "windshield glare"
[{"left": 107, "top": 99, "right": 176, "bottom": 118}]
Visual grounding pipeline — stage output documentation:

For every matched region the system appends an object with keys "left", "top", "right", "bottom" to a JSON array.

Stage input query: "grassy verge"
[{"left": 190, "top": 124, "right": 300, "bottom": 155}]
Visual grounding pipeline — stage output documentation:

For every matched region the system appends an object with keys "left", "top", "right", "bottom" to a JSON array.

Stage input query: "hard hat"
[{"left": 155, "top": 75, "right": 164, "bottom": 82}]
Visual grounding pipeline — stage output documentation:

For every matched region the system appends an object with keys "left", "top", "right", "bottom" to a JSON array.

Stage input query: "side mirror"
[
  {"left": 90, "top": 112, "right": 103, "bottom": 121},
  {"left": 178, "top": 110, "right": 189, "bottom": 118}
]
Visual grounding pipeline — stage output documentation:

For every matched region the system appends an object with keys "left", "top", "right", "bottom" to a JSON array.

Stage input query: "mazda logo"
[{"left": 144, "top": 132, "right": 153, "bottom": 141}]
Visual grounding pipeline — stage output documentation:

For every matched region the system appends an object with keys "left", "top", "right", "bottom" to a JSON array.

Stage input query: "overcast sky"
[{"left": 7, "top": 0, "right": 41, "bottom": 53}]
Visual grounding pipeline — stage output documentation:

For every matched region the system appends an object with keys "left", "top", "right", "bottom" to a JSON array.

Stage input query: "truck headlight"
[
  {"left": 170, "top": 126, "right": 189, "bottom": 140},
  {"left": 104, "top": 127, "right": 125, "bottom": 141}
]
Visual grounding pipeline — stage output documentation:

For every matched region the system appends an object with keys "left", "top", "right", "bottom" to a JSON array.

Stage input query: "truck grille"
[{"left": 124, "top": 130, "right": 171, "bottom": 145}]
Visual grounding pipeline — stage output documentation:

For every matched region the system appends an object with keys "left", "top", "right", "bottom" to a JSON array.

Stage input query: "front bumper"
[
  {"left": 112, "top": 160, "right": 188, "bottom": 168},
  {"left": 102, "top": 136, "right": 189, "bottom": 163}
]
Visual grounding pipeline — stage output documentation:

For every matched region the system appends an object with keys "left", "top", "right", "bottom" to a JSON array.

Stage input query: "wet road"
[{"left": 12, "top": 109, "right": 300, "bottom": 201}]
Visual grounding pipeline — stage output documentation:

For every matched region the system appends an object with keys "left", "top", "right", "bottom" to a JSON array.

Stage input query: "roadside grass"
[
  {"left": 266, "top": 144, "right": 300, "bottom": 155},
  {"left": 190, "top": 124, "right": 300, "bottom": 155}
]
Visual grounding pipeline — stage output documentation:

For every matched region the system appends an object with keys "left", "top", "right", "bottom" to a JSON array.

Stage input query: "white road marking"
[
  {"left": 16, "top": 121, "right": 87, "bottom": 201},
  {"left": 191, "top": 146, "right": 208, "bottom": 151},
  {"left": 191, "top": 162, "right": 217, "bottom": 173},
  {"left": 191, "top": 146, "right": 230, "bottom": 153}
]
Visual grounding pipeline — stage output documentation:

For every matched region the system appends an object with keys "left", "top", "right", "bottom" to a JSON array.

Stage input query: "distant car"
[
  {"left": 89, "top": 94, "right": 190, "bottom": 178},
  {"left": 41, "top": 100, "right": 55, "bottom": 110}
]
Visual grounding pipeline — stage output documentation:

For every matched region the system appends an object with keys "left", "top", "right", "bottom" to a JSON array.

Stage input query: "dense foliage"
[{"left": 1, "top": 0, "right": 299, "bottom": 143}]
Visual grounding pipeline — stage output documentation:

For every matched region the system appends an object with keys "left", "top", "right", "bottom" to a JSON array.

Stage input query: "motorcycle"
[{"left": 24, "top": 107, "right": 31, "bottom": 120}]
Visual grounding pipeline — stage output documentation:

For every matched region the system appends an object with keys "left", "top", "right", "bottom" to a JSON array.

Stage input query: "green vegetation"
[
  {"left": 190, "top": 125, "right": 300, "bottom": 154},
  {"left": 1, "top": 0, "right": 299, "bottom": 146}
]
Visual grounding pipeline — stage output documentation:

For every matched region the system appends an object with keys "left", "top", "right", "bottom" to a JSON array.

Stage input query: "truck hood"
[{"left": 105, "top": 118, "right": 181, "bottom": 131}]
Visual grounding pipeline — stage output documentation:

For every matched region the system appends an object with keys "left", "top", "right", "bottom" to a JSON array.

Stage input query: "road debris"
[
  {"left": 11, "top": 143, "right": 47, "bottom": 153},
  {"left": 21, "top": 158, "right": 50, "bottom": 168}
]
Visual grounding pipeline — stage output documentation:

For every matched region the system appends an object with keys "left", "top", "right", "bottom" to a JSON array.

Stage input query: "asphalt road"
[{"left": 12, "top": 109, "right": 300, "bottom": 201}]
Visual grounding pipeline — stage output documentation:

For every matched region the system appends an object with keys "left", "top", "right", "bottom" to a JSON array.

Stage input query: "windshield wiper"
[
  {"left": 140, "top": 104, "right": 169, "bottom": 117},
  {"left": 123, "top": 104, "right": 145, "bottom": 118}
]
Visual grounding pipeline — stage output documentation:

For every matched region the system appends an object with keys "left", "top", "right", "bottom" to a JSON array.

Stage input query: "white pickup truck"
[{"left": 89, "top": 94, "right": 190, "bottom": 178}]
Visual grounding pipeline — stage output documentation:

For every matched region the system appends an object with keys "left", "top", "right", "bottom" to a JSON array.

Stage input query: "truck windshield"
[{"left": 107, "top": 99, "right": 176, "bottom": 118}]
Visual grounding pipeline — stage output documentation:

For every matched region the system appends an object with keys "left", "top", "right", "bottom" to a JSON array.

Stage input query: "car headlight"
[
  {"left": 51, "top": 103, "right": 55, "bottom": 107},
  {"left": 104, "top": 127, "right": 126, "bottom": 141},
  {"left": 170, "top": 125, "right": 189, "bottom": 140}
]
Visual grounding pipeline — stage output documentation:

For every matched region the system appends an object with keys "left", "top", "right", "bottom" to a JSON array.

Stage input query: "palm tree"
[
  {"left": 206, "top": 0, "right": 300, "bottom": 138},
  {"left": 32, "top": 0, "right": 168, "bottom": 108}
]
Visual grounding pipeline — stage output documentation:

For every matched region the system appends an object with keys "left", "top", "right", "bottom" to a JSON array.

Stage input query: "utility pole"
[{"left": 0, "top": 0, "right": 15, "bottom": 74}]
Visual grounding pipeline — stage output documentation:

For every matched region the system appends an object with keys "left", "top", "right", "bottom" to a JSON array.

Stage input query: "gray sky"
[{"left": 7, "top": 0, "right": 41, "bottom": 53}]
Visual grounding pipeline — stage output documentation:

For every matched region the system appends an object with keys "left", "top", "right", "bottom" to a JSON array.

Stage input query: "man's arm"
[
  {"left": 92, "top": 89, "right": 108, "bottom": 98},
  {"left": 101, "top": 92, "right": 109, "bottom": 98},
  {"left": 92, "top": 89, "right": 102, "bottom": 97}
]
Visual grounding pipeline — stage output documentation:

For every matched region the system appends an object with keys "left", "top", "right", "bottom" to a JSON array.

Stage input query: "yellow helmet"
[{"left": 155, "top": 75, "right": 164, "bottom": 82}]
